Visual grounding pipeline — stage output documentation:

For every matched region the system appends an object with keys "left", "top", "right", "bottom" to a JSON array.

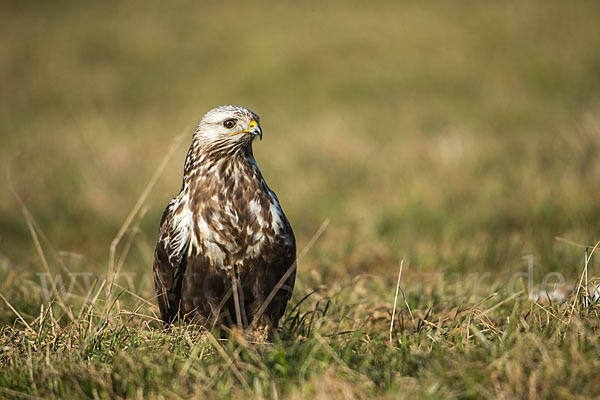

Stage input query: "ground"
[{"left": 1, "top": 1, "right": 600, "bottom": 399}]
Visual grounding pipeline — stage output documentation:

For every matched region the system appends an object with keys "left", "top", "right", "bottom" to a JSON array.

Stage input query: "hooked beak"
[
  {"left": 230, "top": 119, "right": 262, "bottom": 140},
  {"left": 247, "top": 120, "right": 262, "bottom": 140}
]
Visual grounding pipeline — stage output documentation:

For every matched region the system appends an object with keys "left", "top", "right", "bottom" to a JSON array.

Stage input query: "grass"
[
  {"left": 2, "top": 266, "right": 600, "bottom": 399},
  {"left": 2, "top": 0, "right": 600, "bottom": 398}
]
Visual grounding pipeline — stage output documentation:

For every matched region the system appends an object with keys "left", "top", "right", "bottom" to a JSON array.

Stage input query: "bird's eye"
[{"left": 223, "top": 119, "right": 237, "bottom": 129}]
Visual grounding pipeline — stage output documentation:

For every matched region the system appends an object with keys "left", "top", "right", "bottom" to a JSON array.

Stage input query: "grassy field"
[{"left": 2, "top": 1, "right": 600, "bottom": 398}]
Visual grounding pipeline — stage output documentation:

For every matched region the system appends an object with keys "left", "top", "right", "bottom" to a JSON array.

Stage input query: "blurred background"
[{"left": 1, "top": 1, "right": 600, "bottom": 309}]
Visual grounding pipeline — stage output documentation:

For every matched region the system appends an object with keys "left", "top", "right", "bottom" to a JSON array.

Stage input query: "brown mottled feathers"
[{"left": 153, "top": 106, "right": 296, "bottom": 336}]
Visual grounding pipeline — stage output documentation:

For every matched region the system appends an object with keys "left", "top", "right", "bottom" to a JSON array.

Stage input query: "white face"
[{"left": 195, "top": 105, "right": 262, "bottom": 144}]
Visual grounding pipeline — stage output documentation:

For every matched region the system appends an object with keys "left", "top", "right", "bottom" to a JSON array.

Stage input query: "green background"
[{"left": 1, "top": 1, "right": 600, "bottom": 398}]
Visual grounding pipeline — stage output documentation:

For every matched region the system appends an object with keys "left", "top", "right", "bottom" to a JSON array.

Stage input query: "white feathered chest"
[{"left": 166, "top": 154, "right": 293, "bottom": 272}]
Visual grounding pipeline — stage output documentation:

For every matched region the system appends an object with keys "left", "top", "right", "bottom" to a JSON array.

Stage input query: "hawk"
[{"left": 153, "top": 105, "right": 296, "bottom": 339}]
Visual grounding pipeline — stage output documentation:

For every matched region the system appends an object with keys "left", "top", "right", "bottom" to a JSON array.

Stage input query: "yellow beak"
[{"left": 230, "top": 120, "right": 262, "bottom": 140}]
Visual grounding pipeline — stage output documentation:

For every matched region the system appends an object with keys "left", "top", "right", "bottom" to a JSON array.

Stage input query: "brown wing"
[
  {"left": 153, "top": 201, "right": 188, "bottom": 325},
  {"left": 250, "top": 204, "right": 296, "bottom": 330},
  {"left": 272, "top": 217, "right": 296, "bottom": 324}
]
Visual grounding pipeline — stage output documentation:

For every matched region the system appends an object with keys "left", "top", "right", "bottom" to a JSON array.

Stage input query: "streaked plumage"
[{"left": 153, "top": 105, "right": 296, "bottom": 339}]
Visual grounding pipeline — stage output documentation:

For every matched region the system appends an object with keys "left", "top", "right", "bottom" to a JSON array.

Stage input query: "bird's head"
[{"left": 193, "top": 105, "right": 262, "bottom": 154}]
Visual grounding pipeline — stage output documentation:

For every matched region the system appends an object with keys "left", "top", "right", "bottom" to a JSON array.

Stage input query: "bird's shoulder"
[{"left": 155, "top": 195, "right": 194, "bottom": 268}]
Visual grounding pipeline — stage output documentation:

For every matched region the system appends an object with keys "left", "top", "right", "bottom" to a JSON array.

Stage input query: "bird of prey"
[{"left": 153, "top": 105, "right": 296, "bottom": 340}]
